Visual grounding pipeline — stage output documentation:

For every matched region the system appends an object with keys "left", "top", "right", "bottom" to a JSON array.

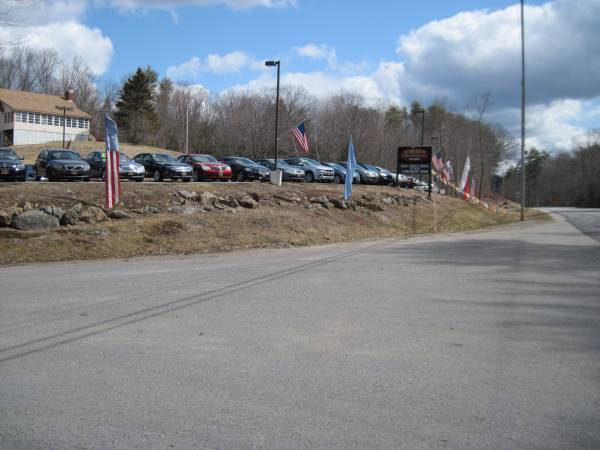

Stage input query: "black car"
[
  {"left": 0, "top": 147, "right": 26, "bottom": 181},
  {"left": 85, "top": 151, "right": 146, "bottom": 182},
  {"left": 218, "top": 156, "right": 270, "bottom": 182},
  {"left": 132, "top": 153, "right": 193, "bottom": 182},
  {"left": 254, "top": 159, "right": 305, "bottom": 182},
  {"left": 35, "top": 149, "right": 91, "bottom": 181}
]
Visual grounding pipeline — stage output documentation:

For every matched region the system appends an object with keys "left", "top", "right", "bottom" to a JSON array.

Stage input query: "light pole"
[
  {"left": 415, "top": 109, "right": 425, "bottom": 180},
  {"left": 265, "top": 60, "right": 280, "bottom": 176},
  {"left": 55, "top": 105, "right": 74, "bottom": 149},
  {"left": 520, "top": 0, "right": 526, "bottom": 221}
]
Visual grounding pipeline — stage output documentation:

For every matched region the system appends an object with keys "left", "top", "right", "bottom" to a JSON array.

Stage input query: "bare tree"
[{"left": 34, "top": 48, "right": 59, "bottom": 94}]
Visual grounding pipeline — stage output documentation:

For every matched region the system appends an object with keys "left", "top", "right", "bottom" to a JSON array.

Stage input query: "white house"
[{"left": 0, "top": 88, "right": 91, "bottom": 146}]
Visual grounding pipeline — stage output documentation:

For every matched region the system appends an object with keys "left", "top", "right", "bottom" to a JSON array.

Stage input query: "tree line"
[
  {"left": 1, "top": 46, "right": 530, "bottom": 199},
  {"left": 501, "top": 136, "right": 600, "bottom": 208}
]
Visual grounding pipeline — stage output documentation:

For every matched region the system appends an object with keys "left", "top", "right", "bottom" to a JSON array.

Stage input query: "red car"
[{"left": 177, "top": 154, "right": 232, "bottom": 182}]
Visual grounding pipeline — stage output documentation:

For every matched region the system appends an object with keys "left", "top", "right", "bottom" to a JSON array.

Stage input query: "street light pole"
[
  {"left": 55, "top": 105, "right": 74, "bottom": 149},
  {"left": 265, "top": 60, "right": 281, "bottom": 175},
  {"left": 415, "top": 109, "right": 425, "bottom": 181},
  {"left": 520, "top": 0, "right": 526, "bottom": 221}
]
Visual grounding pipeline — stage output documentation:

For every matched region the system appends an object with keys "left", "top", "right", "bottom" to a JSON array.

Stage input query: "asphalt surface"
[
  {"left": 1, "top": 211, "right": 599, "bottom": 449},
  {"left": 544, "top": 207, "right": 600, "bottom": 242}
]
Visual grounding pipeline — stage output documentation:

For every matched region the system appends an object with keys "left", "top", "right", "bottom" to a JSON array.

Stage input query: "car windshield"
[
  {"left": 48, "top": 151, "right": 82, "bottom": 160},
  {"left": 119, "top": 154, "right": 131, "bottom": 163},
  {"left": 233, "top": 157, "right": 258, "bottom": 166},
  {"left": 192, "top": 155, "right": 217, "bottom": 163},
  {"left": 360, "top": 163, "right": 378, "bottom": 171},
  {"left": 325, "top": 163, "right": 343, "bottom": 170},
  {"left": 301, "top": 158, "right": 320, "bottom": 166},
  {"left": 152, "top": 154, "right": 178, "bottom": 163},
  {"left": 0, "top": 149, "right": 18, "bottom": 159}
]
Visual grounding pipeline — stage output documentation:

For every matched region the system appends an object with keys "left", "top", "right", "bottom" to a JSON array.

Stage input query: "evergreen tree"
[{"left": 114, "top": 66, "right": 158, "bottom": 144}]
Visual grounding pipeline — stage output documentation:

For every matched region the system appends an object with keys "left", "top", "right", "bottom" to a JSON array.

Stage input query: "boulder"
[
  {"left": 0, "top": 210, "right": 12, "bottom": 227},
  {"left": 310, "top": 195, "right": 329, "bottom": 204},
  {"left": 176, "top": 190, "right": 197, "bottom": 200},
  {"left": 79, "top": 206, "right": 107, "bottom": 224},
  {"left": 382, "top": 196, "right": 394, "bottom": 206},
  {"left": 330, "top": 198, "right": 348, "bottom": 210},
  {"left": 322, "top": 202, "right": 334, "bottom": 209},
  {"left": 72, "top": 203, "right": 83, "bottom": 214},
  {"left": 60, "top": 210, "right": 79, "bottom": 226},
  {"left": 40, "top": 205, "right": 65, "bottom": 219},
  {"left": 21, "top": 201, "right": 33, "bottom": 211},
  {"left": 198, "top": 191, "right": 218, "bottom": 207},
  {"left": 142, "top": 205, "right": 159, "bottom": 215},
  {"left": 218, "top": 195, "right": 239, "bottom": 208},
  {"left": 108, "top": 209, "right": 134, "bottom": 220},
  {"left": 274, "top": 192, "right": 303, "bottom": 203},
  {"left": 238, "top": 196, "right": 259, "bottom": 209},
  {"left": 11, "top": 210, "right": 59, "bottom": 230}
]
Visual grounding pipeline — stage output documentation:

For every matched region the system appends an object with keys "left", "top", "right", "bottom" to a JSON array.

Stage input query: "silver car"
[{"left": 284, "top": 157, "right": 334, "bottom": 183}]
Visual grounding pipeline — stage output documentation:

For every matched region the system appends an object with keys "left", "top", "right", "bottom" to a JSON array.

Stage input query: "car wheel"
[
  {"left": 193, "top": 170, "right": 201, "bottom": 182},
  {"left": 135, "top": 177, "right": 144, "bottom": 182},
  {"left": 235, "top": 172, "right": 245, "bottom": 182},
  {"left": 333, "top": 174, "right": 342, "bottom": 184},
  {"left": 153, "top": 169, "right": 162, "bottom": 182},
  {"left": 83, "top": 178, "right": 90, "bottom": 182},
  {"left": 305, "top": 171, "right": 314, "bottom": 183},
  {"left": 182, "top": 178, "right": 191, "bottom": 183}
]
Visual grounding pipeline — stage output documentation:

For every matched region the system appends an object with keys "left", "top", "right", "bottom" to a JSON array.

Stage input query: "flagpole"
[{"left": 520, "top": 0, "right": 526, "bottom": 221}]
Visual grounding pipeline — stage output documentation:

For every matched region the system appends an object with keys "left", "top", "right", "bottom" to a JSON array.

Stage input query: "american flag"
[
  {"left": 104, "top": 114, "right": 121, "bottom": 209},
  {"left": 291, "top": 122, "right": 309, "bottom": 153},
  {"left": 432, "top": 148, "right": 444, "bottom": 172}
]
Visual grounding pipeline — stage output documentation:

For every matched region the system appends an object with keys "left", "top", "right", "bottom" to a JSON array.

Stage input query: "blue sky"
[{"left": 2, "top": 0, "right": 598, "bottom": 152}]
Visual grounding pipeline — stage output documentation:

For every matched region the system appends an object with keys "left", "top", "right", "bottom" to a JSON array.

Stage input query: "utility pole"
[
  {"left": 520, "top": 0, "right": 526, "bottom": 221},
  {"left": 55, "top": 105, "right": 73, "bottom": 149},
  {"left": 185, "top": 104, "right": 189, "bottom": 154}
]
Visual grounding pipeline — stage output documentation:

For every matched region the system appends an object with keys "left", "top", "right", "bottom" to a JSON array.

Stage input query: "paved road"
[
  {"left": 1, "top": 212, "right": 599, "bottom": 449},
  {"left": 545, "top": 207, "right": 600, "bottom": 242}
]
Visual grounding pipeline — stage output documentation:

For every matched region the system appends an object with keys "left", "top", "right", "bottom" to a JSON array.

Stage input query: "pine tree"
[{"left": 114, "top": 66, "right": 158, "bottom": 144}]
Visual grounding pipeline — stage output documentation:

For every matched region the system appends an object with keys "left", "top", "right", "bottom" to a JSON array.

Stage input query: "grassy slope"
[{"left": 0, "top": 181, "right": 545, "bottom": 265}]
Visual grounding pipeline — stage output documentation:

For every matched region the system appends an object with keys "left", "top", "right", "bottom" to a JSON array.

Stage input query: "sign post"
[{"left": 396, "top": 146, "right": 433, "bottom": 198}]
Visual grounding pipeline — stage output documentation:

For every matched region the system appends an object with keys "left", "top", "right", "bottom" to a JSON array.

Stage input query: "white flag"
[{"left": 458, "top": 156, "right": 470, "bottom": 193}]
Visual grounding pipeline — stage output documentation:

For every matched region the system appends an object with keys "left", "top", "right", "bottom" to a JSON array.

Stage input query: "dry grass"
[{"left": 0, "top": 181, "right": 542, "bottom": 265}]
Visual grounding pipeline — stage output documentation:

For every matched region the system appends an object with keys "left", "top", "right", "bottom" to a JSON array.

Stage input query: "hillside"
[{"left": 0, "top": 180, "right": 545, "bottom": 265}]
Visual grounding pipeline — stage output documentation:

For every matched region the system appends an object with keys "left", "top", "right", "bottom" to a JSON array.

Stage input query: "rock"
[
  {"left": 198, "top": 191, "right": 218, "bottom": 207},
  {"left": 108, "top": 209, "right": 134, "bottom": 220},
  {"left": 238, "top": 196, "right": 259, "bottom": 209},
  {"left": 40, "top": 205, "right": 65, "bottom": 219},
  {"left": 90, "top": 228, "right": 110, "bottom": 239},
  {"left": 60, "top": 210, "right": 79, "bottom": 226},
  {"left": 176, "top": 190, "right": 197, "bottom": 200},
  {"left": 310, "top": 195, "right": 329, "bottom": 204},
  {"left": 142, "top": 205, "right": 159, "bottom": 215},
  {"left": 72, "top": 203, "right": 83, "bottom": 214},
  {"left": 330, "top": 198, "right": 347, "bottom": 210},
  {"left": 218, "top": 195, "right": 239, "bottom": 208},
  {"left": 11, "top": 210, "right": 59, "bottom": 230},
  {"left": 181, "top": 206, "right": 197, "bottom": 214},
  {"left": 0, "top": 210, "right": 12, "bottom": 227},
  {"left": 322, "top": 202, "right": 334, "bottom": 209},
  {"left": 382, "top": 197, "right": 394, "bottom": 206},
  {"left": 167, "top": 206, "right": 185, "bottom": 214},
  {"left": 79, "top": 206, "right": 107, "bottom": 224},
  {"left": 21, "top": 201, "right": 33, "bottom": 211},
  {"left": 274, "top": 192, "right": 303, "bottom": 203}
]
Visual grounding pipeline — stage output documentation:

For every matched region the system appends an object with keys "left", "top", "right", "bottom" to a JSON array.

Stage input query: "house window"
[
  {"left": 78, "top": 118, "right": 84, "bottom": 128},
  {"left": 53, "top": 115, "right": 60, "bottom": 126},
  {"left": 27, "top": 112, "right": 34, "bottom": 123},
  {"left": 34, "top": 113, "right": 40, "bottom": 124}
]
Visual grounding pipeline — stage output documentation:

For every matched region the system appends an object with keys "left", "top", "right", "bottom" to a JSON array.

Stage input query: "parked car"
[
  {"left": 392, "top": 172, "right": 415, "bottom": 188},
  {"left": 35, "top": 149, "right": 91, "bottom": 181},
  {"left": 176, "top": 154, "right": 232, "bottom": 182},
  {"left": 284, "top": 157, "right": 334, "bottom": 183},
  {"left": 218, "top": 156, "right": 270, "bottom": 182},
  {"left": 254, "top": 159, "right": 305, "bottom": 182},
  {"left": 358, "top": 163, "right": 389, "bottom": 185},
  {"left": 322, "top": 162, "right": 360, "bottom": 184},
  {"left": 0, "top": 147, "right": 26, "bottom": 181},
  {"left": 133, "top": 153, "right": 193, "bottom": 182},
  {"left": 85, "top": 151, "right": 145, "bottom": 182},
  {"left": 335, "top": 161, "right": 380, "bottom": 184},
  {"left": 374, "top": 166, "right": 395, "bottom": 185}
]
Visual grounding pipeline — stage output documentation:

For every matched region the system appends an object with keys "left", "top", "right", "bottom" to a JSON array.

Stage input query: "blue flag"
[{"left": 344, "top": 137, "right": 357, "bottom": 201}]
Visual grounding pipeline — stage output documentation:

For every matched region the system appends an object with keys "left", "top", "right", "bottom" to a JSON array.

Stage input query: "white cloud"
[
  {"left": 102, "top": 0, "right": 295, "bottom": 13},
  {"left": 206, "top": 51, "right": 250, "bottom": 73},
  {"left": 166, "top": 51, "right": 263, "bottom": 81},
  {"left": 0, "top": 21, "right": 114, "bottom": 76},
  {"left": 294, "top": 43, "right": 337, "bottom": 67},
  {"left": 396, "top": 0, "right": 600, "bottom": 107},
  {"left": 166, "top": 56, "right": 202, "bottom": 80}
]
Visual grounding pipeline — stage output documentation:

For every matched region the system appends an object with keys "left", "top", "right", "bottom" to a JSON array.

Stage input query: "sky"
[{"left": 2, "top": 0, "right": 599, "bottom": 153}]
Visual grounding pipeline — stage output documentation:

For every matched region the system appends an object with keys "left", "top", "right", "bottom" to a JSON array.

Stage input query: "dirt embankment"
[{"left": 0, "top": 181, "right": 540, "bottom": 265}]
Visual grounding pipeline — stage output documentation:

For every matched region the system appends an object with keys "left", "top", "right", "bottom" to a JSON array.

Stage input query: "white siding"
[{"left": 13, "top": 129, "right": 88, "bottom": 145}]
